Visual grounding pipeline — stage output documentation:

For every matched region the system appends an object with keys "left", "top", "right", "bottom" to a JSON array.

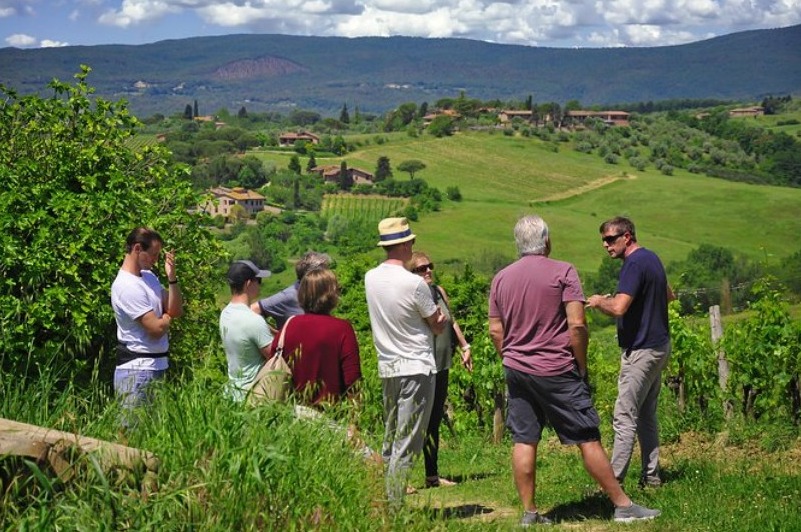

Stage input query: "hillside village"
[{"left": 194, "top": 100, "right": 778, "bottom": 221}]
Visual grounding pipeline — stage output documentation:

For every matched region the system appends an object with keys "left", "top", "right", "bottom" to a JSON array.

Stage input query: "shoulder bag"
[{"left": 249, "top": 315, "right": 295, "bottom": 405}]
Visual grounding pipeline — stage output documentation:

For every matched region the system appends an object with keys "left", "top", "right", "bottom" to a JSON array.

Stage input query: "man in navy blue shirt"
[{"left": 587, "top": 217, "right": 674, "bottom": 489}]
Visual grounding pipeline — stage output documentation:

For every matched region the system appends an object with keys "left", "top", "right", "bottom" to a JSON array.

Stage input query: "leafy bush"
[
  {"left": 446, "top": 186, "right": 462, "bottom": 201},
  {"left": 722, "top": 281, "right": 801, "bottom": 423},
  {"left": 604, "top": 153, "right": 619, "bottom": 164}
]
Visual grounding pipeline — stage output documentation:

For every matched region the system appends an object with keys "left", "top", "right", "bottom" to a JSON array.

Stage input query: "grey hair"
[
  {"left": 514, "top": 215, "right": 550, "bottom": 256},
  {"left": 295, "top": 251, "right": 332, "bottom": 280}
]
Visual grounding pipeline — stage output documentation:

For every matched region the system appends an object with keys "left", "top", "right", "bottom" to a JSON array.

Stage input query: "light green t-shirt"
[{"left": 219, "top": 302, "right": 274, "bottom": 402}]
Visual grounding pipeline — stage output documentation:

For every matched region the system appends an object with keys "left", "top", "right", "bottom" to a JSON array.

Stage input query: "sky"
[{"left": 1, "top": 0, "right": 800, "bottom": 50}]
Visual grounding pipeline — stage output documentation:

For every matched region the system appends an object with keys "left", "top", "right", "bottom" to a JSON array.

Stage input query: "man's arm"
[
  {"left": 163, "top": 251, "right": 184, "bottom": 318},
  {"left": 489, "top": 316, "right": 504, "bottom": 358},
  {"left": 424, "top": 308, "right": 446, "bottom": 335},
  {"left": 138, "top": 310, "right": 172, "bottom": 339},
  {"left": 565, "top": 300, "right": 589, "bottom": 376},
  {"left": 667, "top": 284, "right": 677, "bottom": 302},
  {"left": 586, "top": 292, "right": 633, "bottom": 318},
  {"left": 259, "top": 345, "right": 272, "bottom": 360}
]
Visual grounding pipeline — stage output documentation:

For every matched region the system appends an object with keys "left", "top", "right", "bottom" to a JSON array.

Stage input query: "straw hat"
[{"left": 377, "top": 217, "right": 416, "bottom": 247}]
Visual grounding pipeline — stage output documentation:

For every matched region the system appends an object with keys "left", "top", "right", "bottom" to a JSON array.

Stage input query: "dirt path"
[{"left": 534, "top": 174, "right": 636, "bottom": 203}]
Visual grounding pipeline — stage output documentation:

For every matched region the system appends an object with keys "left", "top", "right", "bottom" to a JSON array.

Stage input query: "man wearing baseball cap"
[
  {"left": 365, "top": 217, "right": 446, "bottom": 507},
  {"left": 220, "top": 260, "right": 273, "bottom": 402}
]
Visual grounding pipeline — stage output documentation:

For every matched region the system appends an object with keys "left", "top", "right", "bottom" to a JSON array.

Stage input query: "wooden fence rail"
[{"left": 0, "top": 417, "right": 159, "bottom": 482}]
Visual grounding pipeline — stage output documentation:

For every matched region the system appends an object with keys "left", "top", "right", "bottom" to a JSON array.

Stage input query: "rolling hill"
[{"left": 1, "top": 25, "right": 800, "bottom": 117}]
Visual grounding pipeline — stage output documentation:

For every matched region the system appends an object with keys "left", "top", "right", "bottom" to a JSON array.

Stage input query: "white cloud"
[
  {"left": 0, "top": 7, "right": 17, "bottom": 17},
  {"left": 40, "top": 38, "right": 69, "bottom": 47},
  {"left": 55, "top": 0, "right": 801, "bottom": 47},
  {"left": 99, "top": 0, "right": 181, "bottom": 27},
  {"left": 5, "top": 32, "right": 36, "bottom": 46}
]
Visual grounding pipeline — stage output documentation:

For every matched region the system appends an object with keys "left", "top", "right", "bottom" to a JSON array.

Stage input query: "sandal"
[{"left": 426, "top": 476, "right": 457, "bottom": 488}]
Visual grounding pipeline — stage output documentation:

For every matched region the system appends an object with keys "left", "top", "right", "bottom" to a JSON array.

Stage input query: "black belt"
[{"left": 116, "top": 343, "right": 169, "bottom": 365}]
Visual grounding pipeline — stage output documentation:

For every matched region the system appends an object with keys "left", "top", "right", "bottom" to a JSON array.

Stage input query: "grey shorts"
[{"left": 505, "top": 366, "right": 601, "bottom": 445}]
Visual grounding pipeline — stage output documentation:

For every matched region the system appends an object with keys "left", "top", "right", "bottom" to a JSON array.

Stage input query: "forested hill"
[{"left": 1, "top": 24, "right": 800, "bottom": 117}]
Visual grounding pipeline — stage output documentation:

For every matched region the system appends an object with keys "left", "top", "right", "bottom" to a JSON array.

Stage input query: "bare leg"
[
  {"left": 578, "top": 440, "right": 631, "bottom": 508},
  {"left": 512, "top": 442, "right": 539, "bottom": 513}
]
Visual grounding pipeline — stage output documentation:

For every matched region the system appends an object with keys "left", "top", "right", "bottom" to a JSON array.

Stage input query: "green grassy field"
[
  {"left": 735, "top": 107, "right": 801, "bottom": 137},
  {"left": 256, "top": 130, "right": 801, "bottom": 276}
]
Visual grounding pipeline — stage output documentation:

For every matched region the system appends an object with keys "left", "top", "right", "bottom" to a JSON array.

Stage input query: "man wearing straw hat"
[{"left": 365, "top": 217, "right": 446, "bottom": 507}]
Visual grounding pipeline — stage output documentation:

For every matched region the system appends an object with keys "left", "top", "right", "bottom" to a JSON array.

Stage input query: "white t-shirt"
[
  {"left": 365, "top": 262, "right": 438, "bottom": 378},
  {"left": 219, "top": 302, "right": 274, "bottom": 402},
  {"left": 111, "top": 269, "right": 168, "bottom": 370}
]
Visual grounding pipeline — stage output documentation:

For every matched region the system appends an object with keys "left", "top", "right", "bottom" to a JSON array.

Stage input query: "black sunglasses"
[
  {"left": 602, "top": 232, "right": 626, "bottom": 244},
  {"left": 412, "top": 263, "right": 434, "bottom": 274}
]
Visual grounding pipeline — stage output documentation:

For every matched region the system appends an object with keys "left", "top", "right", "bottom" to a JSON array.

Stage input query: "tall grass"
[
  {"left": 1, "top": 373, "right": 390, "bottom": 529},
  {"left": 3, "top": 335, "right": 800, "bottom": 530}
]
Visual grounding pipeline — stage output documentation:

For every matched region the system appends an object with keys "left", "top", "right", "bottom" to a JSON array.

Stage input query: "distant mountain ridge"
[{"left": 1, "top": 25, "right": 800, "bottom": 117}]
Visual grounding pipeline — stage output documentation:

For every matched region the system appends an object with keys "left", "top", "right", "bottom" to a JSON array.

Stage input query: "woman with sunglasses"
[{"left": 407, "top": 251, "right": 473, "bottom": 488}]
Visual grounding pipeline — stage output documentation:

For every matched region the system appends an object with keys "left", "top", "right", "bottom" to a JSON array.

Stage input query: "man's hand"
[
  {"left": 586, "top": 294, "right": 610, "bottom": 308},
  {"left": 165, "top": 250, "right": 177, "bottom": 282},
  {"left": 586, "top": 293, "right": 632, "bottom": 318}
]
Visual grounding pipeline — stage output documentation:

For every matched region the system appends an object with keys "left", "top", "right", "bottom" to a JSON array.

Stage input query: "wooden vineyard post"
[
  {"left": 709, "top": 305, "right": 733, "bottom": 419},
  {"left": 492, "top": 388, "right": 506, "bottom": 444}
]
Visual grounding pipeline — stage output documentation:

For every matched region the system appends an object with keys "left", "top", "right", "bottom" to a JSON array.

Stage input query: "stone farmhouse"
[
  {"left": 310, "top": 165, "right": 374, "bottom": 186},
  {"left": 728, "top": 106, "right": 764, "bottom": 118},
  {"left": 279, "top": 131, "right": 320, "bottom": 147},
  {"left": 422, "top": 109, "right": 461, "bottom": 126},
  {"left": 194, "top": 115, "right": 226, "bottom": 129},
  {"left": 565, "top": 110, "right": 630, "bottom": 127},
  {"left": 205, "top": 186, "right": 265, "bottom": 218},
  {"left": 497, "top": 110, "right": 533, "bottom": 123}
]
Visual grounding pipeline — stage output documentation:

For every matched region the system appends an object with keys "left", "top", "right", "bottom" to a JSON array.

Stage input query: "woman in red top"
[{"left": 269, "top": 268, "right": 361, "bottom": 405}]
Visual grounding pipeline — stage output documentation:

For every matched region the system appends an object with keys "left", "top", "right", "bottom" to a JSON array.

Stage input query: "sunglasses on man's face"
[
  {"left": 602, "top": 232, "right": 626, "bottom": 245},
  {"left": 412, "top": 263, "right": 434, "bottom": 274}
]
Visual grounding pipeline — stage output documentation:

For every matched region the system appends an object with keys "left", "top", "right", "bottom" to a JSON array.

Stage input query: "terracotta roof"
[{"left": 211, "top": 186, "right": 264, "bottom": 201}]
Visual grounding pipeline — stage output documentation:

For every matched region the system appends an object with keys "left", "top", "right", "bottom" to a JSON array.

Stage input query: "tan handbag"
[{"left": 248, "top": 315, "right": 294, "bottom": 405}]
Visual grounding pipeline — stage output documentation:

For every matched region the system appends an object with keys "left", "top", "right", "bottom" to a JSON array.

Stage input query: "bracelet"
[
  {"left": 462, "top": 344, "right": 471, "bottom": 350},
  {"left": 168, "top": 279, "right": 179, "bottom": 285}
]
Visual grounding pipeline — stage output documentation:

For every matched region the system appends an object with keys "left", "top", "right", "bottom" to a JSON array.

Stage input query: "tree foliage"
[
  {"left": 397, "top": 159, "right": 426, "bottom": 180},
  {"left": 374, "top": 156, "right": 392, "bottom": 182},
  {"left": 668, "top": 244, "right": 762, "bottom": 314},
  {"left": 427, "top": 115, "right": 455, "bottom": 137},
  {"left": 0, "top": 67, "right": 223, "bottom": 378},
  {"left": 338, "top": 161, "right": 354, "bottom": 191}
]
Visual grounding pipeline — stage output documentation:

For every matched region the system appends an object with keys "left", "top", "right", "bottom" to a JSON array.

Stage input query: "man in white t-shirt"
[
  {"left": 365, "top": 217, "right": 446, "bottom": 507},
  {"left": 220, "top": 260, "right": 273, "bottom": 402},
  {"left": 111, "top": 227, "right": 183, "bottom": 427}
]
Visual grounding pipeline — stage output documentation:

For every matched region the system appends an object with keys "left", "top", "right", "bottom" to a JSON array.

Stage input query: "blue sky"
[{"left": 2, "top": 0, "right": 800, "bottom": 50}]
